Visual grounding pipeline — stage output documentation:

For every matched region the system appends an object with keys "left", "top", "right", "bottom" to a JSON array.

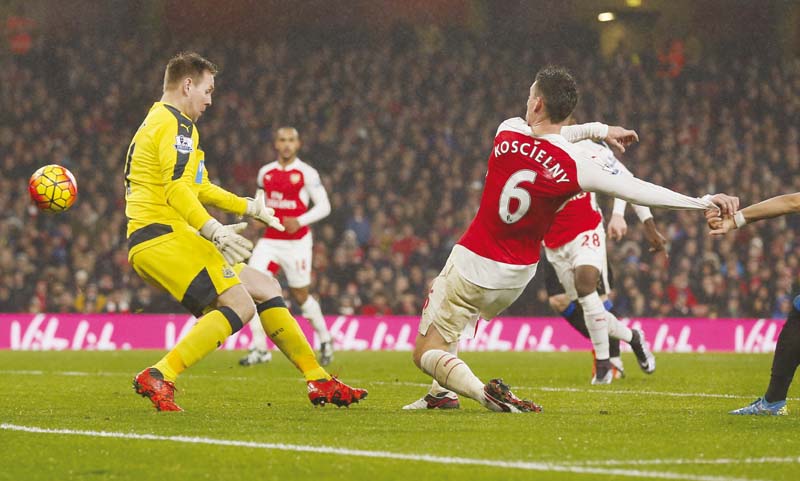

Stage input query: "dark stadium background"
[{"left": 1, "top": 0, "right": 799, "bottom": 320}]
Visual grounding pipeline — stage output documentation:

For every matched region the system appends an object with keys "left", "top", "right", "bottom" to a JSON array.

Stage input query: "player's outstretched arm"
[
  {"left": 576, "top": 156, "right": 737, "bottom": 214},
  {"left": 609, "top": 158, "right": 655, "bottom": 221},
  {"left": 607, "top": 157, "right": 656, "bottom": 241},
  {"left": 707, "top": 193, "right": 800, "bottom": 236}
]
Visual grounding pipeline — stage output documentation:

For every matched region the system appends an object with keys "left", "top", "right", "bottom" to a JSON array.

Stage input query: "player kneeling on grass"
[
  {"left": 708, "top": 194, "right": 800, "bottom": 416},
  {"left": 125, "top": 52, "right": 366, "bottom": 411}
]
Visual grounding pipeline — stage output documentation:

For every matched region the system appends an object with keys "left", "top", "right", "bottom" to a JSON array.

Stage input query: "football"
[{"left": 28, "top": 164, "right": 78, "bottom": 213}]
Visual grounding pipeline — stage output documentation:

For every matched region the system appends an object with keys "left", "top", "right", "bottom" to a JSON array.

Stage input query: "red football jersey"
[
  {"left": 256, "top": 158, "right": 322, "bottom": 240},
  {"left": 455, "top": 118, "right": 582, "bottom": 288},
  {"left": 542, "top": 191, "right": 602, "bottom": 249}
]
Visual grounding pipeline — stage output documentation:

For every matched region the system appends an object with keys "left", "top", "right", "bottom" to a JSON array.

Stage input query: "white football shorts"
[
  {"left": 544, "top": 223, "right": 610, "bottom": 301},
  {"left": 418, "top": 255, "right": 527, "bottom": 344},
  {"left": 248, "top": 233, "right": 313, "bottom": 288}
]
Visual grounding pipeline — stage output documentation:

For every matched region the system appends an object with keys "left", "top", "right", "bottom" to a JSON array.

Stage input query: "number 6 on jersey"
[{"left": 499, "top": 169, "right": 537, "bottom": 224}]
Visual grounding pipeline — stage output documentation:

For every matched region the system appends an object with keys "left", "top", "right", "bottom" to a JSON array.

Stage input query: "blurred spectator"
[
  {"left": 74, "top": 283, "right": 106, "bottom": 313},
  {"left": 345, "top": 206, "right": 371, "bottom": 246},
  {"left": 361, "top": 292, "right": 393, "bottom": 316}
]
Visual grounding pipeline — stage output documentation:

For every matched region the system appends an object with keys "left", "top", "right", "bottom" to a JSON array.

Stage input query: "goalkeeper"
[{"left": 124, "top": 52, "right": 367, "bottom": 411}]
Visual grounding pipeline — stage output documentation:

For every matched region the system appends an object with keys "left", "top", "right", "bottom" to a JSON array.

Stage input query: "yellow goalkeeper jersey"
[{"left": 124, "top": 102, "right": 247, "bottom": 240}]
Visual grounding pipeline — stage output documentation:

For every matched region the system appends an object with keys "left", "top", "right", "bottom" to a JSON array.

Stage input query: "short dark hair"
[
  {"left": 163, "top": 52, "right": 218, "bottom": 91},
  {"left": 534, "top": 66, "right": 578, "bottom": 123}
]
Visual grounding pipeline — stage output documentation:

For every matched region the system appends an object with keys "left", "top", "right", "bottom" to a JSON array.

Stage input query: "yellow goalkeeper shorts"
[{"left": 128, "top": 223, "right": 242, "bottom": 316}]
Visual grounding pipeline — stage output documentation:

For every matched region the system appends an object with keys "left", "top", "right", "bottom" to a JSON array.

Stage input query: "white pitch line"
[
  {"left": 534, "top": 386, "right": 761, "bottom": 400},
  {"left": 566, "top": 457, "right": 800, "bottom": 467},
  {"left": 0, "top": 370, "right": 253, "bottom": 382},
  {"left": 0, "top": 423, "right": 767, "bottom": 481},
  {"left": 3, "top": 370, "right": 798, "bottom": 401},
  {"left": 364, "top": 380, "right": 800, "bottom": 402}
]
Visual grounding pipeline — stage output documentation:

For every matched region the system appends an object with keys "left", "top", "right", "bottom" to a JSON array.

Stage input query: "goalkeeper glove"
[
  {"left": 245, "top": 190, "right": 285, "bottom": 231},
  {"left": 199, "top": 219, "right": 254, "bottom": 265}
]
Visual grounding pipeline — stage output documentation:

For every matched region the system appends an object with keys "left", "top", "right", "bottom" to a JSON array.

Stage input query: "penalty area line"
[{"left": 0, "top": 423, "right": 766, "bottom": 481}]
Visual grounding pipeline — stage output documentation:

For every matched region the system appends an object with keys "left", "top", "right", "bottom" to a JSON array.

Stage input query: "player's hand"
[
  {"left": 607, "top": 213, "right": 627, "bottom": 241},
  {"left": 706, "top": 213, "right": 737, "bottom": 236},
  {"left": 604, "top": 126, "right": 639, "bottom": 153},
  {"left": 246, "top": 190, "right": 285, "bottom": 231},
  {"left": 200, "top": 219, "right": 254, "bottom": 265},
  {"left": 282, "top": 216, "right": 301, "bottom": 234},
  {"left": 707, "top": 193, "right": 739, "bottom": 216},
  {"left": 643, "top": 219, "right": 668, "bottom": 253}
]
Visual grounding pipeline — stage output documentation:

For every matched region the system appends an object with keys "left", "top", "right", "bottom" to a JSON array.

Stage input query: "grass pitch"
[{"left": 1, "top": 350, "right": 798, "bottom": 481}]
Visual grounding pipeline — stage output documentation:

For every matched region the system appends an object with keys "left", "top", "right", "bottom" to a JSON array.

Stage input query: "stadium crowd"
[{"left": 1, "top": 30, "right": 798, "bottom": 320}]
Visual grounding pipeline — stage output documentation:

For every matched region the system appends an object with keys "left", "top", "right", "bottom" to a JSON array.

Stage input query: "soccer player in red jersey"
[
  {"left": 240, "top": 127, "right": 335, "bottom": 366},
  {"left": 409, "top": 66, "right": 737, "bottom": 412},
  {"left": 405, "top": 138, "right": 669, "bottom": 408}
]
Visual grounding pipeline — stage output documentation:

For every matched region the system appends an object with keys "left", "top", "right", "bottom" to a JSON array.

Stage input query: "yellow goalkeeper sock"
[
  {"left": 257, "top": 297, "right": 330, "bottom": 381},
  {"left": 153, "top": 307, "right": 243, "bottom": 382}
]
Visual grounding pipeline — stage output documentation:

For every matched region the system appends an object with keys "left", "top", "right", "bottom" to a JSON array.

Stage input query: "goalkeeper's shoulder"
[{"left": 141, "top": 104, "right": 183, "bottom": 137}]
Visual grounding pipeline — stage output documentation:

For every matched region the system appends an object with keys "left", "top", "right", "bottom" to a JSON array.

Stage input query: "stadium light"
[
  {"left": 625, "top": 0, "right": 642, "bottom": 7},
  {"left": 597, "top": 12, "right": 615, "bottom": 22}
]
